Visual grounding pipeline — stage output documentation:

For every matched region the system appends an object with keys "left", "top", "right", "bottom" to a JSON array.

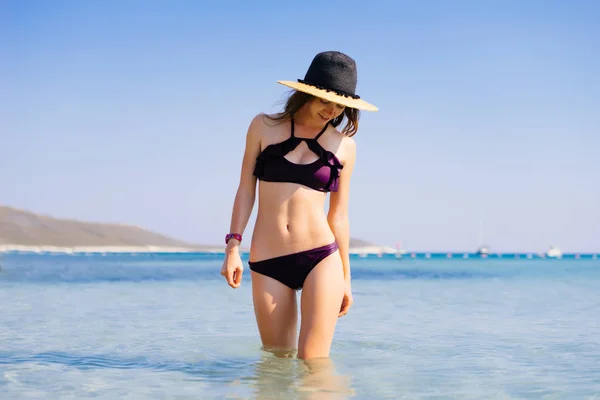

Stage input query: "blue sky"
[{"left": 1, "top": 0, "right": 599, "bottom": 252}]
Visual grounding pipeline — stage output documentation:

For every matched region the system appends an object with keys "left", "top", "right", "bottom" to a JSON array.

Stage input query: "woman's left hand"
[{"left": 339, "top": 280, "right": 353, "bottom": 317}]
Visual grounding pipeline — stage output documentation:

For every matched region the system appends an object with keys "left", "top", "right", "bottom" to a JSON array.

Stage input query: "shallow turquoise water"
[{"left": 1, "top": 253, "right": 599, "bottom": 399}]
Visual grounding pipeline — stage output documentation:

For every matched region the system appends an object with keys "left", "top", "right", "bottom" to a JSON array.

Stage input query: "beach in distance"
[
  {"left": 0, "top": 204, "right": 396, "bottom": 255},
  {"left": 1, "top": 205, "right": 596, "bottom": 259}
]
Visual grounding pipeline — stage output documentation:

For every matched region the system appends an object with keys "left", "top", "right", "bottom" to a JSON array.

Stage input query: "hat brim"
[{"left": 277, "top": 80, "right": 378, "bottom": 112}]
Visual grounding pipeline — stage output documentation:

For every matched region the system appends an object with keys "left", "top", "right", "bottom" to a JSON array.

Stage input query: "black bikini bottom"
[{"left": 248, "top": 242, "right": 339, "bottom": 290}]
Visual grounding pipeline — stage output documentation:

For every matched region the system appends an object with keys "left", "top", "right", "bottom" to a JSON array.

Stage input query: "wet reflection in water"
[{"left": 248, "top": 348, "right": 355, "bottom": 399}]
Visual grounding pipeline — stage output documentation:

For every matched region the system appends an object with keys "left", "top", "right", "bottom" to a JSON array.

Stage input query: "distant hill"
[
  {"left": 0, "top": 205, "right": 200, "bottom": 249},
  {"left": 0, "top": 205, "right": 379, "bottom": 250}
]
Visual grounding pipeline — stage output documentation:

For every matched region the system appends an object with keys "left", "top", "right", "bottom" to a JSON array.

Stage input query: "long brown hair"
[{"left": 268, "top": 91, "right": 360, "bottom": 137}]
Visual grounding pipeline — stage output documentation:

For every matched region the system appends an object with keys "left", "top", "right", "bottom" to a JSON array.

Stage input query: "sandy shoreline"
[
  {"left": 0, "top": 244, "right": 221, "bottom": 254},
  {"left": 0, "top": 244, "right": 398, "bottom": 255}
]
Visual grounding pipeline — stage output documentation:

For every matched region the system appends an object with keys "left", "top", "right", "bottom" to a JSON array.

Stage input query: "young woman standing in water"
[{"left": 221, "top": 51, "right": 378, "bottom": 359}]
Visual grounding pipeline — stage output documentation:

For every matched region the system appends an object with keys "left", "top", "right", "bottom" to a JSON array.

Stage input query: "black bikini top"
[{"left": 253, "top": 118, "right": 343, "bottom": 192}]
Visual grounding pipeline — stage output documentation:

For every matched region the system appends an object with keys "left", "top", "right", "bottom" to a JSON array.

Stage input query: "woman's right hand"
[{"left": 221, "top": 249, "right": 244, "bottom": 288}]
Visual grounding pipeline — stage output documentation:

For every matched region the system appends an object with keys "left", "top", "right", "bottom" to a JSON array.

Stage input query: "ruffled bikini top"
[{"left": 253, "top": 118, "right": 343, "bottom": 192}]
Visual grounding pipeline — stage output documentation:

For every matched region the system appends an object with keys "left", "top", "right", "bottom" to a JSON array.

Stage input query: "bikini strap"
[
  {"left": 314, "top": 122, "right": 330, "bottom": 140},
  {"left": 290, "top": 117, "right": 329, "bottom": 140}
]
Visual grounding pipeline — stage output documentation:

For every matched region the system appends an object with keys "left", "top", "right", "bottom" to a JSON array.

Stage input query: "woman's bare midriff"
[{"left": 249, "top": 181, "right": 336, "bottom": 262}]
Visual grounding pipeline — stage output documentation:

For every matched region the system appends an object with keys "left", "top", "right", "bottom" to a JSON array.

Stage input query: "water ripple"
[{"left": 0, "top": 351, "right": 252, "bottom": 379}]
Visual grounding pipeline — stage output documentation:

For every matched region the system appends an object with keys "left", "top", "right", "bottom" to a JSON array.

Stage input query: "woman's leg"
[
  {"left": 297, "top": 251, "right": 345, "bottom": 359},
  {"left": 251, "top": 270, "right": 298, "bottom": 350},
  {"left": 299, "top": 357, "right": 354, "bottom": 396}
]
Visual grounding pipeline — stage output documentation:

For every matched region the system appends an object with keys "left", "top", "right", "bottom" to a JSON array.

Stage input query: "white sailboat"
[
  {"left": 475, "top": 210, "right": 490, "bottom": 257},
  {"left": 546, "top": 245, "right": 562, "bottom": 258},
  {"left": 476, "top": 245, "right": 490, "bottom": 257}
]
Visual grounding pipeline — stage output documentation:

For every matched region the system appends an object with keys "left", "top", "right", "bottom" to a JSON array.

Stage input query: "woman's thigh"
[
  {"left": 297, "top": 251, "right": 345, "bottom": 359},
  {"left": 251, "top": 270, "right": 298, "bottom": 349}
]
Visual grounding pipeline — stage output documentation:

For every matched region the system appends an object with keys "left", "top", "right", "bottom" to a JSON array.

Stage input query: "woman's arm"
[
  {"left": 225, "top": 114, "right": 264, "bottom": 254},
  {"left": 327, "top": 137, "right": 356, "bottom": 281}
]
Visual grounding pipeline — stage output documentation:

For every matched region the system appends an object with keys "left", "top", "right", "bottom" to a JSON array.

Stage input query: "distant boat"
[
  {"left": 476, "top": 245, "right": 490, "bottom": 258},
  {"left": 475, "top": 210, "right": 490, "bottom": 258},
  {"left": 546, "top": 246, "right": 562, "bottom": 258},
  {"left": 395, "top": 241, "right": 406, "bottom": 259}
]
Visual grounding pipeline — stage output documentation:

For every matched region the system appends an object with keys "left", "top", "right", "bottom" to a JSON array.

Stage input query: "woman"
[{"left": 221, "top": 51, "right": 378, "bottom": 360}]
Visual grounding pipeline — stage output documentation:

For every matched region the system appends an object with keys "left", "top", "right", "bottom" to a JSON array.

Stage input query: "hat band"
[{"left": 297, "top": 79, "right": 361, "bottom": 100}]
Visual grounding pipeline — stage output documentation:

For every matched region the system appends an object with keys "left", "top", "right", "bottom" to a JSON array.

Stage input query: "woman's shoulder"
[
  {"left": 327, "top": 126, "right": 356, "bottom": 165},
  {"left": 247, "top": 113, "right": 291, "bottom": 148},
  {"left": 329, "top": 124, "right": 356, "bottom": 149}
]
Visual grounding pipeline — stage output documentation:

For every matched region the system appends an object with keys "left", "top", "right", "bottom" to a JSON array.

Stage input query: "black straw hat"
[{"left": 278, "top": 51, "right": 378, "bottom": 112}]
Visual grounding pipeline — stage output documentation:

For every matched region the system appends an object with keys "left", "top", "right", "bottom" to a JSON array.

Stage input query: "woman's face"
[{"left": 308, "top": 97, "right": 345, "bottom": 123}]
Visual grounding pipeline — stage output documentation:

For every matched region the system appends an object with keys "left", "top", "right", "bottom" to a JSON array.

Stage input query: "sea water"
[{"left": 1, "top": 253, "right": 599, "bottom": 399}]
